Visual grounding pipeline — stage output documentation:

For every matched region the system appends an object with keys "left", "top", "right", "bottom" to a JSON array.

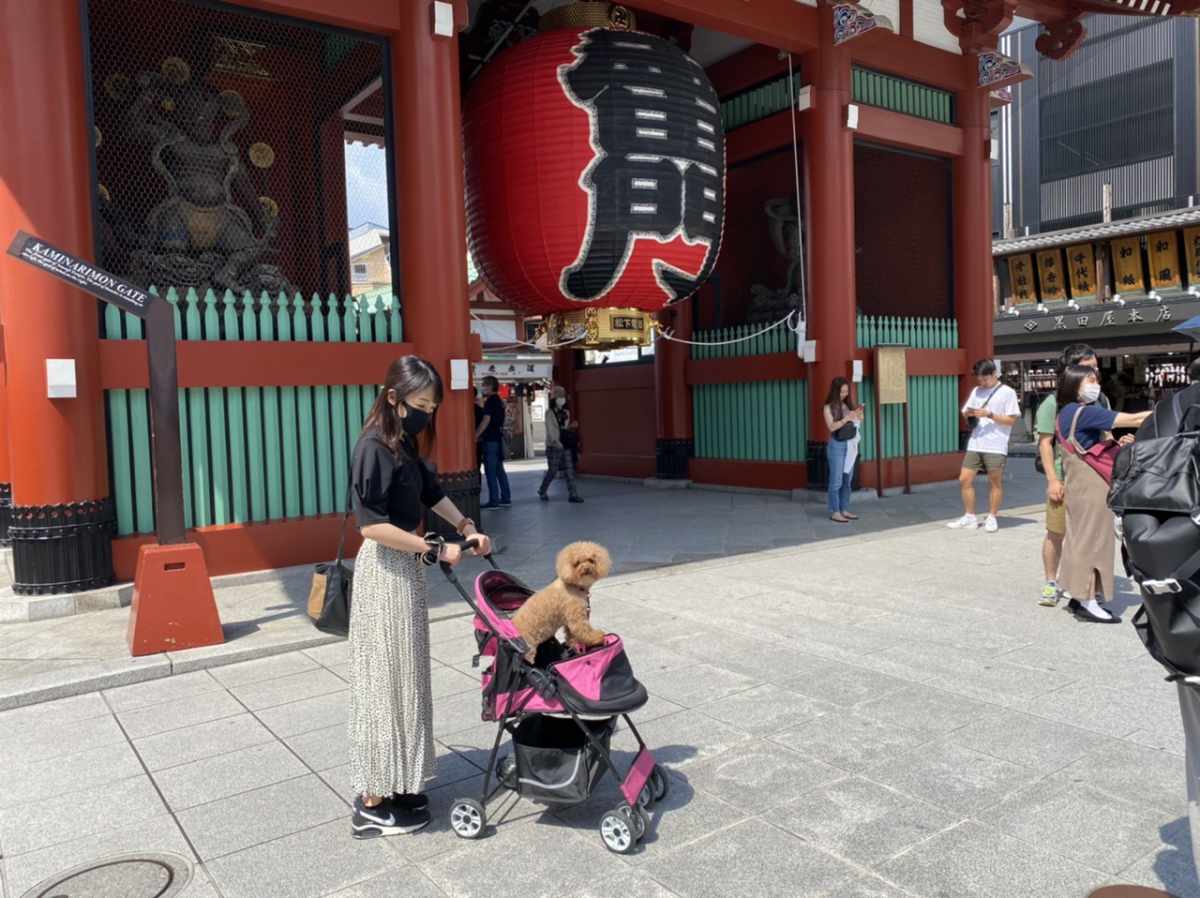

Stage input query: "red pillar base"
[{"left": 127, "top": 543, "right": 224, "bottom": 657}]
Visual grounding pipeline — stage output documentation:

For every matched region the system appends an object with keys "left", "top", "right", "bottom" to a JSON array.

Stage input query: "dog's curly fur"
[{"left": 512, "top": 541, "right": 611, "bottom": 662}]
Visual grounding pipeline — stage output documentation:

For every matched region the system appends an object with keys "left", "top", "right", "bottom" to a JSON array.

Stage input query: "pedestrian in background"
[
  {"left": 822, "top": 377, "right": 862, "bottom": 523},
  {"left": 476, "top": 376, "right": 511, "bottom": 509},
  {"left": 1034, "top": 343, "right": 1105, "bottom": 607},
  {"left": 347, "top": 356, "right": 491, "bottom": 838},
  {"left": 1055, "top": 364, "right": 1150, "bottom": 623},
  {"left": 948, "top": 359, "right": 1021, "bottom": 532},
  {"left": 474, "top": 391, "right": 485, "bottom": 474},
  {"left": 539, "top": 385, "right": 583, "bottom": 504}
]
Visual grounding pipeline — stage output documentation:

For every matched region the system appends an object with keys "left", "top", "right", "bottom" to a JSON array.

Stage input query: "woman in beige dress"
[{"left": 1055, "top": 364, "right": 1150, "bottom": 624}]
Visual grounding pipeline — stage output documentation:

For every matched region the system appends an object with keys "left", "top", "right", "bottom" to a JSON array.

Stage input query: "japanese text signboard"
[
  {"left": 1035, "top": 249, "right": 1065, "bottom": 301},
  {"left": 1148, "top": 230, "right": 1182, "bottom": 290},
  {"left": 1065, "top": 243, "right": 1096, "bottom": 299},
  {"left": 1184, "top": 227, "right": 1200, "bottom": 283},
  {"left": 1111, "top": 237, "right": 1146, "bottom": 293},
  {"left": 1007, "top": 254, "right": 1036, "bottom": 304}
]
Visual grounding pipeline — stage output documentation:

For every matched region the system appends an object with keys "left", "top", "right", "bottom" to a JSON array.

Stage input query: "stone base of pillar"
[
  {"left": 805, "top": 440, "right": 862, "bottom": 492},
  {"left": 655, "top": 439, "right": 693, "bottom": 480},
  {"left": 10, "top": 498, "right": 115, "bottom": 595},
  {"left": 0, "top": 483, "right": 11, "bottom": 547},
  {"left": 429, "top": 470, "right": 483, "bottom": 540}
]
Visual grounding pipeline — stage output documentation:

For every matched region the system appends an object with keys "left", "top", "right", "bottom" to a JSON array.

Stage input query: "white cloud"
[{"left": 344, "top": 142, "right": 390, "bottom": 228}]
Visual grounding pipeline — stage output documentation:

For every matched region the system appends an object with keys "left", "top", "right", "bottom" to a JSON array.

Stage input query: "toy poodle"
[{"left": 512, "top": 541, "right": 612, "bottom": 663}]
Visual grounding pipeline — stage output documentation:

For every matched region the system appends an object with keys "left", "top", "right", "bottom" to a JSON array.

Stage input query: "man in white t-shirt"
[{"left": 948, "top": 359, "right": 1021, "bottom": 533}]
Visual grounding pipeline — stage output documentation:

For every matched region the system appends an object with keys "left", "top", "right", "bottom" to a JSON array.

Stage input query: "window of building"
[
  {"left": 352, "top": 263, "right": 369, "bottom": 281},
  {"left": 1039, "top": 60, "right": 1174, "bottom": 183}
]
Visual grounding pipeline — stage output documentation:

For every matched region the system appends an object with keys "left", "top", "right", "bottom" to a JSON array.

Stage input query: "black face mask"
[{"left": 401, "top": 403, "right": 430, "bottom": 437}]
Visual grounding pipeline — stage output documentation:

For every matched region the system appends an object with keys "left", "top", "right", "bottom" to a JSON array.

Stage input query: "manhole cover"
[{"left": 19, "top": 851, "right": 193, "bottom": 898}]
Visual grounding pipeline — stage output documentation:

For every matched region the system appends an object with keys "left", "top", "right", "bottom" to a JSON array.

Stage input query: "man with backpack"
[{"left": 1034, "top": 344, "right": 1111, "bottom": 607}]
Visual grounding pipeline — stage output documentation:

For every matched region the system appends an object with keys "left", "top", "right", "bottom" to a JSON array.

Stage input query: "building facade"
[
  {"left": 993, "top": 14, "right": 1200, "bottom": 239},
  {"left": 0, "top": 0, "right": 1184, "bottom": 596}
]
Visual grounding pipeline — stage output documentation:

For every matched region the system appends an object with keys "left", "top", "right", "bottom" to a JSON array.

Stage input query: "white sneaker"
[
  {"left": 947, "top": 514, "right": 978, "bottom": 530},
  {"left": 984, "top": 515, "right": 999, "bottom": 533}
]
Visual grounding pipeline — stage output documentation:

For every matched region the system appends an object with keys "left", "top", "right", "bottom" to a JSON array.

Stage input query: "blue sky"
[{"left": 344, "top": 142, "right": 390, "bottom": 229}]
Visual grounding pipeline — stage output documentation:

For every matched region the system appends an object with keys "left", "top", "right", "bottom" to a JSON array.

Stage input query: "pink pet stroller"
[{"left": 439, "top": 543, "right": 668, "bottom": 854}]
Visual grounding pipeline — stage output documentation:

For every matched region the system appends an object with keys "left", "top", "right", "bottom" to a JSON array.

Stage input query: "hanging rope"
[
  {"left": 785, "top": 52, "right": 809, "bottom": 328},
  {"left": 656, "top": 309, "right": 802, "bottom": 346}
]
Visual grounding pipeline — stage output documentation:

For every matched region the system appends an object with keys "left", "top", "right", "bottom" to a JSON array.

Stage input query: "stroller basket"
[{"left": 508, "top": 716, "right": 612, "bottom": 805}]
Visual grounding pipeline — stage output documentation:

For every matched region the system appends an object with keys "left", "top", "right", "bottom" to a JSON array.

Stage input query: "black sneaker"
[
  {"left": 538, "top": 492, "right": 549, "bottom": 502},
  {"left": 351, "top": 796, "right": 431, "bottom": 839},
  {"left": 481, "top": 502, "right": 501, "bottom": 510},
  {"left": 569, "top": 496, "right": 585, "bottom": 504},
  {"left": 390, "top": 792, "right": 429, "bottom": 811},
  {"left": 499, "top": 500, "right": 512, "bottom": 508}
]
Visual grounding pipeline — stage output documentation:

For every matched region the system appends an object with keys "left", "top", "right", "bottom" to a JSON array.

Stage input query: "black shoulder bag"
[{"left": 308, "top": 480, "right": 353, "bottom": 637}]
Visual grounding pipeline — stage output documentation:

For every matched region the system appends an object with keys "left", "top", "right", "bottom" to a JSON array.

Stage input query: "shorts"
[
  {"left": 1045, "top": 498, "right": 1066, "bottom": 536},
  {"left": 962, "top": 450, "right": 1007, "bottom": 474}
]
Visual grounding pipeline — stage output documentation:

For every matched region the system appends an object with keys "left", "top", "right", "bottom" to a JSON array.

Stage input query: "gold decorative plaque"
[{"left": 248, "top": 142, "right": 275, "bottom": 169}]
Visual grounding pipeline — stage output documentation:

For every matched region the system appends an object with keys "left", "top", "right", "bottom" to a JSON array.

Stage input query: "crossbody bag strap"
[
  {"left": 1067, "top": 404, "right": 1088, "bottom": 455},
  {"left": 335, "top": 472, "right": 353, "bottom": 565}
]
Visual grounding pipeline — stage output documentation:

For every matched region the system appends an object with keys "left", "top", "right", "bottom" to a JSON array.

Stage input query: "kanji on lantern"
[{"left": 464, "top": 26, "right": 726, "bottom": 316}]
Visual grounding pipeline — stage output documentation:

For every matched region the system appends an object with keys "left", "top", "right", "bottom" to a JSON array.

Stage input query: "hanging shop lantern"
[{"left": 464, "top": 8, "right": 725, "bottom": 343}]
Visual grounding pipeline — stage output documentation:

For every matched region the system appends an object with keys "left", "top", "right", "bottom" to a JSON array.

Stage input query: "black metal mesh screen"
[{"left": 85, "top": 0, "right": 395, "bottom": 300}]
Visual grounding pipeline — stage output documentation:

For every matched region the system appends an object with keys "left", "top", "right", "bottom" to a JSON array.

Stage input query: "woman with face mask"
[
  {"left": 538, "top": 385, "right": 583, "bottom": 503},
  {"left": 347, "top": 356, "right": 492, "bottom": 838},
  {"left": 1055, "top": 364, "right": 1150, "bottom": 624}
]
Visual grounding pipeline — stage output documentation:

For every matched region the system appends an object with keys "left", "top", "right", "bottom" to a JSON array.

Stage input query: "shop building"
[
  {"left": 994, "top": 207, "right": 1200, "bottom": 426},
  {"left": 0, "top": 0, "right": 1189, "bottom": 595}
]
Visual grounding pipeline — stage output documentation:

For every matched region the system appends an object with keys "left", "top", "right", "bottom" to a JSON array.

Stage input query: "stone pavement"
[{"left": 0, "top": 462, "right": 1197, "bottom": 898}]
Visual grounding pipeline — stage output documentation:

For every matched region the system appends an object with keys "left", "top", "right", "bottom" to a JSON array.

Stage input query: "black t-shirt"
[
  {"left": 481, "top": 394, "right": 506, "bottom": 443},
  {"left": 351, "top": 429, "right": 445, "bottom": 532}
]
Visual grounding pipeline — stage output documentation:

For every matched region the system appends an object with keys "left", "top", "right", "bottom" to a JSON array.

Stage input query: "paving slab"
[
  {"left": 204, "top": 819, "right": 404, "bottom": 898},
  {"left": 176, "top": 774, "right": 348, "bottom": 860},
  {"left": 773, "top": 775, "right": 962, "bottom": 868},
  {"left": 769, "top": 709, "right": 932, "bottom": 773},
  {"left": 133, "top": 712, "right": 277, "bottom": 772},
  {"left": 878, "top": 819, "right": 1109, "bottom": 898},
  {"left": 153, "top": 741, "right": 309, "bottom": 811},
  {"left": 678, "top": 740, "right": 847, "bottom": 814},
  {"left": 639, "top": 817, "right": 880, "bottom": 898},
  {"left": 0, "top": 773, "right": 166, "bottom": 858},
  {"left": 866, "top": 739, "right": 1045, "bottom": 816}
]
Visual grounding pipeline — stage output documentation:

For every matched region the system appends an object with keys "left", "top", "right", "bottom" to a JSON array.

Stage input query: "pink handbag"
[{"left": 1057, "top": 405, "right": 1120, "bottom": 484}]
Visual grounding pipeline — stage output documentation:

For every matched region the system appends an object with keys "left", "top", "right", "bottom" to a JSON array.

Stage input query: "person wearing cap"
[{"left": 948, "top": 359, "right": 1021, "bottom": 533}]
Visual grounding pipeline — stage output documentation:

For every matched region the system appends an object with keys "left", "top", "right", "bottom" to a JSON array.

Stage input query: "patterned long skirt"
[{"left": 348, "top": 540, "right": 435, "bottom": 797}]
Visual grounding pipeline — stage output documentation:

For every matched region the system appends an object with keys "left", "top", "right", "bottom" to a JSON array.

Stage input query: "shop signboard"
[
  {"left": 1007, "top": 254, "right": 1036, "bottom": 304},
  {"left": 1066, "top": 243, "right": 1095, "bottom": 299},
  {"left": 995, "top": 296, "right": 1200, "bottom": 342},
  {"left": 1112, "top": 237, "right": 1146, "bottom": 293},
  {"left": 875, "top": 346, "right": 908, "bottom": 404},
  {"left": 1184, "top": 227, "right": 1200, "bottom": 284},
  {"left": 1148, "top": 230, "right": 1182, "bottom": 290},
  {"left": 1035, "top": 249, "right": 1065, "bottom": 301}
]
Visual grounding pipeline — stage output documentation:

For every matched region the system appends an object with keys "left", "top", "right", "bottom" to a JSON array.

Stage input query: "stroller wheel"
[
  {"left": 449, "top": 798, "right": 486, "bottom": 840},
  {"left": 650, "top": 765, "right": 669, "bottom": 803},
  {"left": 599, "top": 805, "right": 644, "bottom": 854}
]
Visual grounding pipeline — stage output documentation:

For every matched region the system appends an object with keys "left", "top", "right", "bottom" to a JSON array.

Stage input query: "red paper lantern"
[{"left": 464, "top": 27, "right": 725, "bottom": 316}]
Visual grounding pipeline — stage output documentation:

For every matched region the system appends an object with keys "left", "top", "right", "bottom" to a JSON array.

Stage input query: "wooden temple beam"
[{"left": 630, "top": 0, "right": 821, "bottom": 53}]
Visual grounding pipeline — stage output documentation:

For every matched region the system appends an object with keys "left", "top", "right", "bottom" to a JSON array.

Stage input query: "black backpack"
[{"left": 1116, "top": 383, "right": 1200, "bottom": 679}]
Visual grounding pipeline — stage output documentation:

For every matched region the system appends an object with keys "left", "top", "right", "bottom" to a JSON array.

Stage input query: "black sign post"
[
  {"left": 7, "top": 230, "right": 221, "bottom": 657},
  {"left": 7, "top": 230, "right": 186, "bottom": 545}
]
